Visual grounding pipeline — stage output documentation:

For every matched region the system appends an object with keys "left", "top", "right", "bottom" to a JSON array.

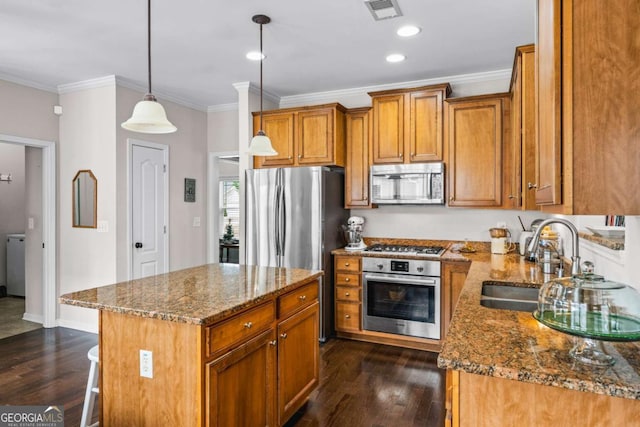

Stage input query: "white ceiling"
[{"left": 0, "top": 0, "right": 536, "bottom": 109}]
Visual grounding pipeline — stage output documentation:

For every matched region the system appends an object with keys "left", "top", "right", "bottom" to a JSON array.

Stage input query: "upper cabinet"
[
  {"left": 508, "top": 44, "right": 537, "bottom": 211},
  {"left": 445, "top": 93, "right": 511, "bottom": 208},
  {"left": 535, "top": 0, "right": 640, "bottom": 214},
  {"left": 345, "top": 107, "right": 374, "bottom": 208},
  {"left": 369, "top": 84, "right": 451, "bottom": 164},
  {"left": 253, "top": 103, "right": 346, "bottom": 169}
]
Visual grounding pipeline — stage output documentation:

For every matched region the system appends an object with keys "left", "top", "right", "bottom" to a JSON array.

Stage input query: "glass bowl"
[{"left": 533, "top": 274, "right": 640, "bottom": 365}]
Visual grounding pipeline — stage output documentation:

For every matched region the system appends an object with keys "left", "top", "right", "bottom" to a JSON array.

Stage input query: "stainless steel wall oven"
[{"left": 362, "top": 257, "right": 441, "bottom": 340}]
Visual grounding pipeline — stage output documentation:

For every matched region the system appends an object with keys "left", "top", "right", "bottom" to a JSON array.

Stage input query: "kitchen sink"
[{"left": 480, "top": 281, "right": 539, "bottom": 312}]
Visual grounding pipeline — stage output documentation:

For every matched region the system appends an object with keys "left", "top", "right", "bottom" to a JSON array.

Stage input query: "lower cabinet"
[
  {"left": 277, "top": 302, "right": 319, "bottom": 424},
  {"left": 206, "top": 281, "right": 320, "bottom": 427},
  {"left": 441, "top": 261, "right": 470, "bottom": 337},
  {"left": 206, "top": 329, "right": 277, "bottom": 427}
]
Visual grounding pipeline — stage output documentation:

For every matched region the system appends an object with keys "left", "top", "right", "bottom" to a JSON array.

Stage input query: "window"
[{"left": 220, "top": 179, "right": 239, "bottom": 241}]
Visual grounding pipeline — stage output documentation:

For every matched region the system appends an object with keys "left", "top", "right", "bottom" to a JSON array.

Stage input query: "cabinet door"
[
  {"left": 206, "top": 329, "right": 277, "bottom": 427},
  {"left": 277, "top": 302, "right": 319, "bottom": 425},
  {"left": 346, "top": 108, "right": 372, "bottom": 207},
  {"left": 535, "top": 0, "right": 562, "bottom": 205},
  {"left": 297, "top": 108, "right": 334, "bottom": 165},
  {"left": 447, "top": 97, "right": 505, "bottom": 207},
  {"left": 508, "top": 63, "right": 522, "bottom": 210},
  {"left": 253, "top": 113, "right": 295, "bottom": 168},
  {"left": 372, "top": 94, "right": 405, "bottom": 163},
  {"left": 441, "top": 262, "right": 470, "bottom": 338},
  {"left": 519, "top": 46, "right": 538, "bottom": 211},
  {"left": 408, "top": 89, "right": 444, "bottom": 162}
]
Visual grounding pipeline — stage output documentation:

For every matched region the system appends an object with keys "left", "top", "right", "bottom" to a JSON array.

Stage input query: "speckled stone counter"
[
  {"left": 437, "top": 252, "right": 640, "bottom": 400},
  {"left": 60, "top": 263, "right": 323, "bottom": 326},
  {"left": 579, "top": 231, "right": 625, "bottom": 250}
]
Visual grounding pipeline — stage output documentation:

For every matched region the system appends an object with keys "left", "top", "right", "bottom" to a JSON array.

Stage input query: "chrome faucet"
[{"left": 527, "top": 218, "right": 581, "bottom": 276}]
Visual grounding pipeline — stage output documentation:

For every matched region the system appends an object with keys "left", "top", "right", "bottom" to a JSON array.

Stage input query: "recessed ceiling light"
[
  {"left": 246, "top": 51, "right": 265, "bottom": 61},
  {"left": 386, "top": 54, "right": 406, "bottom": 63},
  {"left": 397, "top": 25, "right": 421, "bottom": 37}
]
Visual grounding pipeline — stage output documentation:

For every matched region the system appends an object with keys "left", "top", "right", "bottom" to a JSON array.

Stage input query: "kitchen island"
[
  {"left": 437, "top": 252, "right": 640, "bottom": 426},
  {"left": 60, "top": 263, "right": 323, "bottom": 427}
]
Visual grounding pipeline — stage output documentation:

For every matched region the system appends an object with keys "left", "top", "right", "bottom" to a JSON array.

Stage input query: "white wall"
[
  {"left": 24, "top": 146, "right": 43, "bottom": 321},
  {"left": 58, "top": 85, "right": 118, "bottom": 330},
  {"left": 208, "top": 109, "right": 238, "bottom": 152},
  {"left": 0, "top": 144, "right": 26, "bottom": 287}
]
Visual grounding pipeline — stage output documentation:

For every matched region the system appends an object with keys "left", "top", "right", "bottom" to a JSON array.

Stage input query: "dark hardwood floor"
[
  {"left": 0, "top": 329, "right": 444, "bottom": 427},
  {"left": 0, "top": 327, "right": 98, "bottom": 426}
]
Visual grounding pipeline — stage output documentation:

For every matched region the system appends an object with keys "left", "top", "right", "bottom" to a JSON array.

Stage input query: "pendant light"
[
  {"left": 247, "top": 14, "right": 278, "bottom": 156},
  {"left": 122, "top": 0, "right": 177, "bottom": 134}
]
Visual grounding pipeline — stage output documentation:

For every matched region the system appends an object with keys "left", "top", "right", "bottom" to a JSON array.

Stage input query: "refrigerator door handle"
[
  {"left": 280, "top": 192, "right": 287, "bottom": 256},
  {"left": 274, "top": 182, "right": 281, "bottom": 256}
]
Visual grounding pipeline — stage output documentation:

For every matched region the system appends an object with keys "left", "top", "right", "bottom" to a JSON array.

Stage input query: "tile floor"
[{"left": 0, "top": 296, "right": 42, "bottom": 339}]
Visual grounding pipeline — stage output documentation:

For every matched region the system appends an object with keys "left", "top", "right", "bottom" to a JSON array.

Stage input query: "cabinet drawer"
[
  {"left": 335, "top": 256, "right": 360, "bottom": 273},
  {"left": 278, "top": 280, "right": 319, "bottom": 319},
  {"left": 336, "top": 302, "right": 360, "bottom": 332},
  {"left": 336, "top": 286, "right": 360, "bottom": 302},
  {"left": 336, "top": 272, "right": 360, "bottom": 286},
  {"left": 206, "top": 302, "right": 275, "bottom": 357}
]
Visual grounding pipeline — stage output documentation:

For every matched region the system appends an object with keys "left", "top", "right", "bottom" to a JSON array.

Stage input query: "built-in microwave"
[{"left": 370, "top": 162, "right": 445, "bottom": 205}]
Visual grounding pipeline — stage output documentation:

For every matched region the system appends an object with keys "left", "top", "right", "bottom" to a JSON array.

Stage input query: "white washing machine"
[{"left": 6, "top": 233, "right": 25, "bottom": 297}]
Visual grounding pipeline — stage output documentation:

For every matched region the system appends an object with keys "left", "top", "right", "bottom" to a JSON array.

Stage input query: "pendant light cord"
[
  {"left": 259, "top": 22, "right": 264, "bottom": 131},
  {"left": 147, "top": 0, "right": 152, "bottom": 95}
]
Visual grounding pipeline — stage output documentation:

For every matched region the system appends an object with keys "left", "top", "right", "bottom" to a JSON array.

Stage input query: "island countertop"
[
  {"left": 437, "top": 252, "right": 640, "bottom": 401},
  {"left": 60, "top": 263, "right": 323, "bottom": 326}
]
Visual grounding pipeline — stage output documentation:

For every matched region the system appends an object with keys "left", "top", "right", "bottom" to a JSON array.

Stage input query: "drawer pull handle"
[
  {"left": 345, "top": 292, "right": 350, "bottom": 297},
  {"left": 345, "top": 314, "right": 351, "bottom": 319},
  {"left": 269, "top": 340, "right": 277, "bottom": 346},
  {"left": 244, "top": 322, "right": 253, "bottom": 329},
  {"left": 345, "top": 277, "right": 350, "bottom": 282},
  {"left": 345, "top": 262, "right": 350, "bottom": 267},
  {"left": 280, "top": 333, "right": 288, "bottom": 339},
  {"left": 298, "top": 295, "right": 307, "bottom": 302}
]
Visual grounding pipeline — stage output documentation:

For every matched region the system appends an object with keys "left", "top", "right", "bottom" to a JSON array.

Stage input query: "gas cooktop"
[{"left": 363, "top": 244, "right": 446, "bottom": 257}]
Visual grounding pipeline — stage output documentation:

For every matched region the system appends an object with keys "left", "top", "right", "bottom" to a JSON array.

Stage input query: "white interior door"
[{"left": 131, "top": 143, "right": 168, "bottom": 279}]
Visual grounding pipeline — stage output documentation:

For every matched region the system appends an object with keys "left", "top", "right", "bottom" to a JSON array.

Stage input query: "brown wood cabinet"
[
  {"left": 508, "top": 44, "right": 537, "bottom": 211},
  {"left": 440, "top": 261, "right": 470, "bottom": 338},
  {"left": 369, "top": 84, "right": 451, "bottom": 164},
  {"left": 446, "top": 369, "right": 640, "bottom": 426},
  {"left": 535, "top": 0, "right": 640, "bottom": 214},
  {"left": 445, "top": 93, "right": 511, "bottom": 208},
  {"left": 277, "top": 302, "right": 319, "bottom": 425},
  {"left": 100, "top": 279, "right": 320, "bottom": 427},
  {"left": 345, "top": 107, "right": 374, "bottom": 208},
  {"left": 253, "top": 104, "right": 346, "bottom": 169},
  {"left": 334, "top": 255, "right": 362, "bottom": 334}
]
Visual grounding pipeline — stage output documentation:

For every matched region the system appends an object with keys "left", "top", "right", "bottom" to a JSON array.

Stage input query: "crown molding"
[
  {"left": 207, "top": 103, "right": 238, "bottom": 113},
  {"left": 0, "top": 71, "right": 58, "bottom": 93},
  {"left": 230, "top": 81, "right": 280, "bottom": 108},
  {"left": 278, "top": 68, "right": 512, "bottom": 108},
  {"left": 115, "top": 76, "right": 207, "bottom": 111},
  {"left": 57, "top": 75, "right": 117, "bottom": 94}
]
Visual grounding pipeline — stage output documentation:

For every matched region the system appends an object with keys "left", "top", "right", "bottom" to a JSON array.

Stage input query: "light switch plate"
[
  {"left": 193, "top": 216, "right": 201, "bottom": 227},
  {"left": 97, "top": 220, "right": 108, "bottom": 233},
  {"left": 28, "top": 217, "right": 35, "bottom": 230},
  {"left": 140, "top": 349, "right": 153, "bottom": 378}
]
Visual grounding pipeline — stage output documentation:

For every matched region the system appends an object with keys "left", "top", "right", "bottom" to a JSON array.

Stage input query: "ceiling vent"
[{"left": 364, "top": 0, "right": 403, "bottom": 21}]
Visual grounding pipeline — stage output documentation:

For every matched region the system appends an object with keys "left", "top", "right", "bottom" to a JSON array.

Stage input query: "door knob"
[{"left": 135, "top": 242, "right": 143, "bottom": 249}]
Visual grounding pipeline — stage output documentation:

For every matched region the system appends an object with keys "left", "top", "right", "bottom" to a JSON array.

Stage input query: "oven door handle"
[{"left": 363, "top": 273, "right": 437, "bottom": 286}]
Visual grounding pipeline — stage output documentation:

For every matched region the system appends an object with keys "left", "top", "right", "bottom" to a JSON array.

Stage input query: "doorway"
[
  {"left": 0, "top": 134, "right": 56, "bottom": 331},
  {"left": 127, "top": 139, "right": 169, "bottom": 279},
  {"left": 207, "top": 152, "right": 239, "bottom": 264}
]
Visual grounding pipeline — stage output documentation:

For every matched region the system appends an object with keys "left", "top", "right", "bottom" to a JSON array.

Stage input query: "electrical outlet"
[
  {"left": 28, "top": 218, "right": 35, "bottom": 230},
  {"left": 140, "top": 350, "right": 153, "bottom": 378},
  {"left": 193, "top": 216, "right": 201, "bottom": 227}
]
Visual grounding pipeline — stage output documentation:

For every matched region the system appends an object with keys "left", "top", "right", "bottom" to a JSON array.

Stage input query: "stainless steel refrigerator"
[{"left": 245, "top": 166, "right": 349, "bottom": 341}]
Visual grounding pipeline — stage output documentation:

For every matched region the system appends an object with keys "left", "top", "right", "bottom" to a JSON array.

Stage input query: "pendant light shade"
[
  {"left": 122, "top": 0, "right": 176, "bottom": 134},
  {"left": 248, "top": 14, "right": 278, "bottom": 156}
]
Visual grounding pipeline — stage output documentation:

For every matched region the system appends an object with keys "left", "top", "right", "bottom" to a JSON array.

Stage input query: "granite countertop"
[
  {"left": 437, "top": 252, "right": 640, "bottom": 400},
  {"left": 60, "top": 264, "right": 322, "bottom": 326}
]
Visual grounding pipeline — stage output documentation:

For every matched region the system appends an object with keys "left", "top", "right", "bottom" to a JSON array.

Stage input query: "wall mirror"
[{"left": 72, "top": 169, "right": 97, "bottom": 228}]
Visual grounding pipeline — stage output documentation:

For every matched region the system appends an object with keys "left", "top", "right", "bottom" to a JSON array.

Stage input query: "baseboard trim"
[
  {"left": 22, "top": 313, "right": 43, "bottom": 324},
  {"left": 56, "top": 318, "right": 99, "bottom": 334}
]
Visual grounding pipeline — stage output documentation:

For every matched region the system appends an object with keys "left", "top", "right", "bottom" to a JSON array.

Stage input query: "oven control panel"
[{"left": 362, "top": 257, "right": 440, "bottom": 277}]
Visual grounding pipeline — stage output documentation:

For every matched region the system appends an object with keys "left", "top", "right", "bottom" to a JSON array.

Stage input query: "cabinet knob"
[
  {"left": 298, "top": 154, "right": 302, "bottom": 159},
  {"left": 400, "top": 153, "right": 403, "bottom": 158},
  {"left": 345, "top": 292, "right": 350, "bottom": 297},
  {"left": 298, "top": 295, "right": 307, "bottom": 302},
  {"left": 244, "top": 321, "right": 253, "bottom": 329},
  {"left": 449, "top": 196, "right": 454, "bottom": 202},
  {"left": 411, "top": 153, "right": 415, "bottom": 157},
  {"left": 527, "top": 182, "right": 538, "bottom": 190},
  {"left": 345, "top": 314, "right": 351, "bottom": 319},
  {"left": 508, "top": 195, "right": 516, "bottom": 199},
  {"left": 345, "top": 262, "right": 350, "bottom": 267},
  {"left": 345, "top": 277, "right": 350, "bottom": 282},
  {"left": 280, "top": 333, "right": 288, "bottom": 339},
  {"left": 269, "top": 340, "right": 277, "bottom": 346},
  {"left": 288, "top": 156, "right": 292, "bottom": 160}
]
